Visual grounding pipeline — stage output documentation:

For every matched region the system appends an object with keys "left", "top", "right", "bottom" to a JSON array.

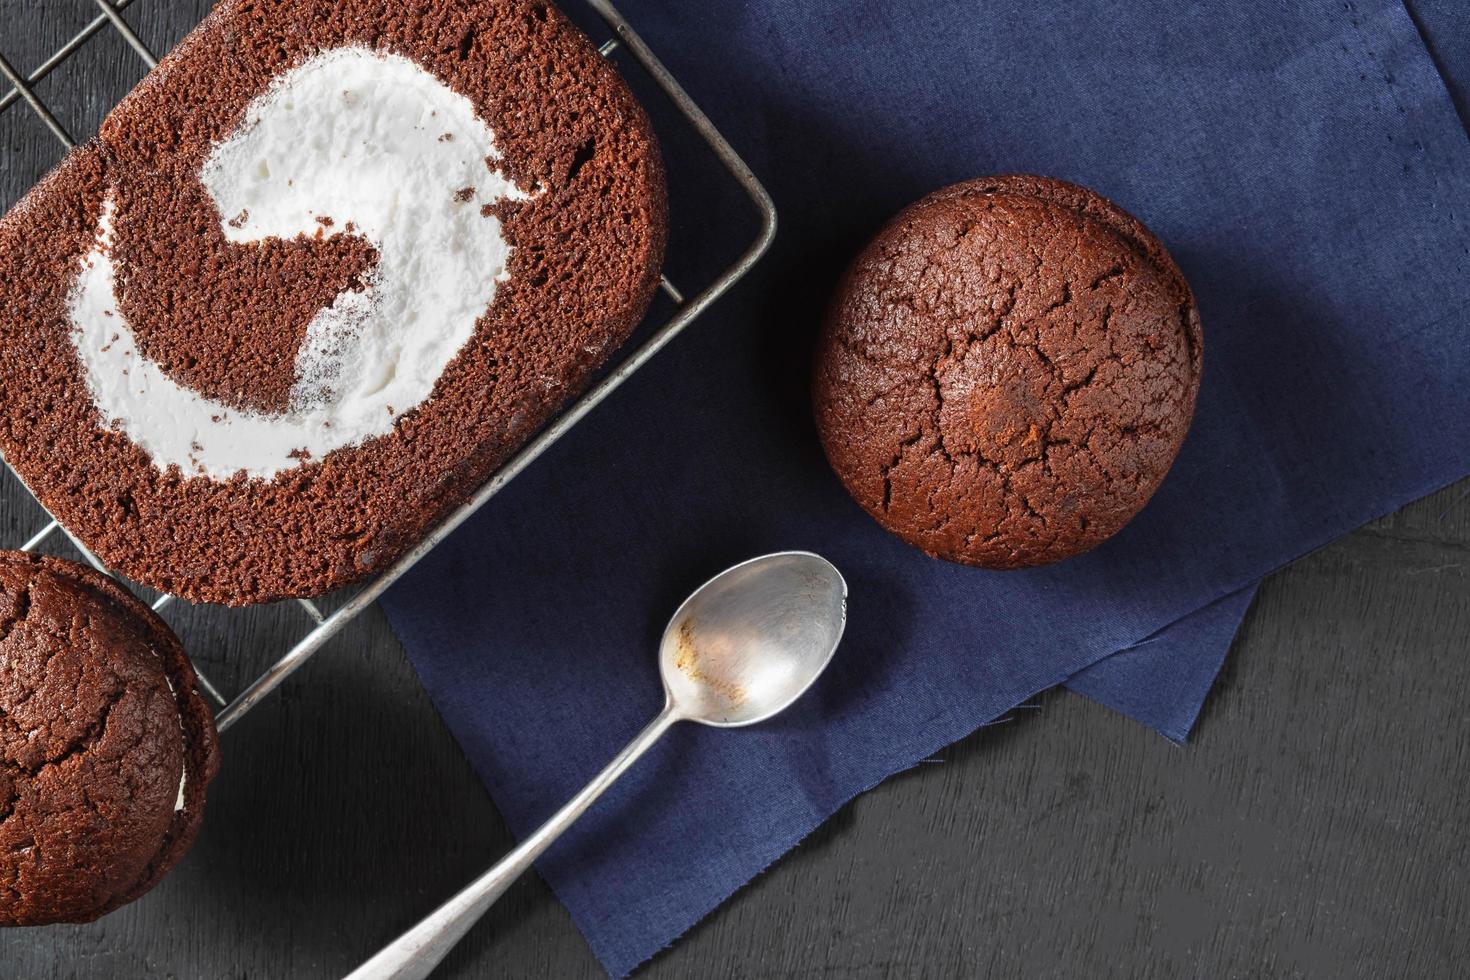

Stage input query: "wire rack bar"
[
  {"left": 58, "top": 525, "right": 109, "bottom": 574},
  {"left": 90, "top": 0, "right": 159, "bottom": 67},
  {"left": 0, "top": 0, "right": 141, "bottom": 114},
  {"left": 20, "top": 518, "right": 60, "bottom": 552},
  {"left": 1, "top": 0, "right": 775, "bottom": 738},
  {"left": 0, "top": 49, "right": 75, "bottom": 146},
  {"left": 189, "top": 664, "right": 230, "bottom": 708}
]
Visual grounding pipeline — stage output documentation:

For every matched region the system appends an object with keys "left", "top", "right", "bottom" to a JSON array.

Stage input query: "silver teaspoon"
[{"left": 348, "top": 551, "right": 848, "bottom": 980}]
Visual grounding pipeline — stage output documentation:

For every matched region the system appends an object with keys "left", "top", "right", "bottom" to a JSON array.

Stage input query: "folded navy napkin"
[{"left": 382, "top": 0, "right": 1470, "bottom": 974}]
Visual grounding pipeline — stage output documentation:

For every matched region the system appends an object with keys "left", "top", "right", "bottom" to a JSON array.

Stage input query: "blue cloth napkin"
[
  {"left": 381, "top": 0, "right": 1470, "bottom": 974},
  {"left": 1067, "top": 585, "right": 1258, "bottom": 741},
  {"left": 1071, "top": 0, "right": 1470, "bottom": 737}
]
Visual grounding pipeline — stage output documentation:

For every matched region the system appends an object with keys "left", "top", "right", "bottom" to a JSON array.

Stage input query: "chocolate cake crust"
[
  {"left": 0, "top": 553, "right": 220, "bottom": 926},
  {"left": 814, "top": 175, "right": 1202, "bottom": 569},
  {"left": 0, "top": 0, "right": 667, "bottom": 604}
]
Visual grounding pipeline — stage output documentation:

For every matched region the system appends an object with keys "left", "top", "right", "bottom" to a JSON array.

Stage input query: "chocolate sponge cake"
[
  {"left": 0, "top": 0, "right": 666, "bottom": 604},
  {"left": 0, "top": 552, "right": 219, "bottom": 925},
  {"left": 815, "top": 175, "right": 1202, "bottom": 569}
]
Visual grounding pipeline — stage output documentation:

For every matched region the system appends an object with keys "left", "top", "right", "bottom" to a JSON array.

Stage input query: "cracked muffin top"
[
  {"left": 0, "top": 553, "right": 219, "bottom": 926},
  {"left": 814, "top": 175, "right": 1202, "bottom": 569}
]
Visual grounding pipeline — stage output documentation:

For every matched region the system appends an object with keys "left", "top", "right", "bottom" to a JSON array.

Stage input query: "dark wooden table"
[{"left": 2, "top": 2, "right": 1467, "bottom": 977}]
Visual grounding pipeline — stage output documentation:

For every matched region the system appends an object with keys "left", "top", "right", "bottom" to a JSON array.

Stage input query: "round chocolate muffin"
[
  {"left": 0, "top": 553, "right": 220, "bottom": 926},
  {"left": 814, "top": 175, "right": 1202, "bottom": 568},
  {"left": 0, "top": 0, "right": 666, "bottom": 605}
]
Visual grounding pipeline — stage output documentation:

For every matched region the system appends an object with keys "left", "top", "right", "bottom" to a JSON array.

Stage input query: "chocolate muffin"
[
  {"left": 814, "top": 175, "right": 1202, "bottom": 568},
  {"left": 0, "top": 552, "right": 219, "bottom": 926},
  {"left": 0, "top": 0, "right": 666, "bottom": 605}
]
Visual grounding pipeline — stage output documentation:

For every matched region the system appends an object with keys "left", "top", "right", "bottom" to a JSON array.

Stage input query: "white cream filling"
[
  {"left": 162, "top": 673, "right": 187, "bottom": 812},
  {"left": 67, "top": 47, "right": 527, "bottom": 480}
]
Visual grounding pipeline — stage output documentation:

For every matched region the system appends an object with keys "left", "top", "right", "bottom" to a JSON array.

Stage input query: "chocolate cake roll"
[{"left": 0, "top": 0, "right": 667, "bottom": 604}]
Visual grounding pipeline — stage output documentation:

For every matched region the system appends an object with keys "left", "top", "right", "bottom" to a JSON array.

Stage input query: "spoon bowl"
[{"left": 660, "top": 551, "right": 847, "bottom": 726}]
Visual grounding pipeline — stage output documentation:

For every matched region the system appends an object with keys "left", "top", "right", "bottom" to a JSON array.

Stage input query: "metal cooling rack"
[{"left": 0, "top": 0, "right": 776, "bottom": 734}]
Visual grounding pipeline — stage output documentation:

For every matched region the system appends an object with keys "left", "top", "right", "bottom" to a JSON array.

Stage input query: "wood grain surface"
[{"left": 1, "top": 2, "right": 1467, "bottom": 977}]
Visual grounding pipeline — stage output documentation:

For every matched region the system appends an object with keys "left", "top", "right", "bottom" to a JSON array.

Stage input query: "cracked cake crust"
[
  {"left": 814, "top": 175, "right": 1203, "bottom": 569},
  {"left": 0, "top": 553, "right": 220, "bottom": 926}
]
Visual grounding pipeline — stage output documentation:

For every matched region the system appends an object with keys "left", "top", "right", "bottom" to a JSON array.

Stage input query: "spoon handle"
[{"left": 347, "top": 704, "right": 682, "bottom": 980}]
